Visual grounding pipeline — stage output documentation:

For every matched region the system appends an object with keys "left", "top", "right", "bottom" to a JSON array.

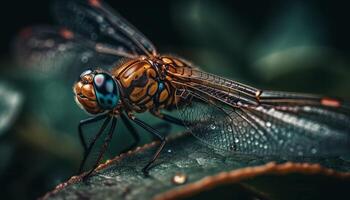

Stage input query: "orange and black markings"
[{"left": 113, "top": 57, "right": 187, "bottom": 112}]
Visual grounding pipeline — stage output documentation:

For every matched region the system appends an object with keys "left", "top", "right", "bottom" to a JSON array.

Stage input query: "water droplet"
[
  {"left": 81, "top": 56, "right": 88, "bottom": 63},
  {"left": 234, "top": 138, "right": 239, "bottom": 143},
  {"left": 227, "top": 127, "right": 232, "bottom": 132},
  {"left": 167, "top": 149, "right": 172, "bottom": 153},
  {"left": 97, "top": 16, "right": 104, "bottom": 23},
  {"left": 44, "top": 39, "right": 54, "bottom": 48},
  {"left": 304, "top": 106, "right": 311, "bottom": 111},
  {"left": 263, "top": 145, "right": 268, "bottom": 149},
  {"left": 298, "top": 151, "right": 303, "bottom": 156},
  {"left": 265, "top": 121, "right": 271, "bottom": 127},
  {"left": 107, "top": 27, "right": 115, "bottom": 35},
  {"left": 103, "top": 179, "right": 115, "bottom": 186},
  {"left": 250, "top": 129, "right": 255, "bottom": 134},
  {"left": 255, "top": 142, "right": 259, "bottom": 146},
  {"left": 210, "top": 124, "right": 216, "bottom": 130},
  {"left": 172, "top": 173, "right": 188, "bottom": 185},
  {"left": 311, "top": 148, "right": 317, "bottom": 154},
  {"left": 58, "top": 44, "right": 66, "bottom": 51}
]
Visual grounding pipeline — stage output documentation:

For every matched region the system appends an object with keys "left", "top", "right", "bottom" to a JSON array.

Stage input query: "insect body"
[
  {"left": 74, "top": 56, "right": 189, "bottom": 115},
  {"left": 112, "top": 57, "right": 178, "bottom": 113},
  {"left": 17, "top": 0, "right": 350, "bottom": 179}
]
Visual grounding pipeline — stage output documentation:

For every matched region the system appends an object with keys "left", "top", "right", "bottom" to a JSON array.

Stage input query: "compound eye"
[
  {"left": 94, "top": 74, "right": 105, "bottom": 88},
  {"left": 93, "top": 73, "right": 119, "bottom": 110}
]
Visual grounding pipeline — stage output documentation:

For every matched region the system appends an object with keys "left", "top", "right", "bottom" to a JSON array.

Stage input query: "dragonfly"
[{"left": 16, "top": 0, "right": 350, "bottom": 178}]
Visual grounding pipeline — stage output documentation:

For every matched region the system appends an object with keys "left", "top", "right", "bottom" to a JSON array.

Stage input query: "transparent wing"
[
  {"left": 53, "top": 0, "right": 157, "bottom": 57},
  {"left": 176, "top": 90, "right": 237, "bottom": 151},
  {"left": 14, "top": 26, "right": 134, "bottom": 78},
  {"left": 176, "top": 88, "right": 279, "bottom": 155},
  {"left": 237, "top": 103, "right": 350, "bottom": 156},
  {"left": 174, "top": 70, "right": 350, "bottom": 157}
]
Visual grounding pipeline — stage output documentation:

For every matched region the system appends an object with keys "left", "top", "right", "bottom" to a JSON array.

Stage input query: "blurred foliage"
[
  {"left": 0, "top": 0, "right": 349, "bottom": 199},
  {"left": 171, "top": 0, "right": 350, "bottom": 96},
  {"left": 0, "top": 82, "right": 22, "bottom": 137}
]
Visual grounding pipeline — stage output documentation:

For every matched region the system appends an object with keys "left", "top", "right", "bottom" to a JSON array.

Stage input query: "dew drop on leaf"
[{"left": 171, "top": 173, "right": 188, "bottom": 185}]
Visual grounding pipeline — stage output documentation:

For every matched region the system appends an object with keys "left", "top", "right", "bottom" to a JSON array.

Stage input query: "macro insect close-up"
[{"left": 1, "top": 0, "right": 350, "bottom": 199}]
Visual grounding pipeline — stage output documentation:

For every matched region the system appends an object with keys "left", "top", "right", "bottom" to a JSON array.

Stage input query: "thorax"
[{"left": 111, "top": 56, "right": 188, "bottom": 113}]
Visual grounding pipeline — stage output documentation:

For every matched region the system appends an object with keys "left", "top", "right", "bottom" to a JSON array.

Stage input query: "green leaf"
[{"left": 42, "top": 133, "right": 350, "bottom": 200}]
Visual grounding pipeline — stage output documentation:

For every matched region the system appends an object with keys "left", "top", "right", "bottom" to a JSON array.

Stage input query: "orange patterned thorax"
[{"left": 111, "top": 56, "right": 188, "bottom": 113}]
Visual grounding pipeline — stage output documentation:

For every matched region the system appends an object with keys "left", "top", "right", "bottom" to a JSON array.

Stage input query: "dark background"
[
  {"left": 2, "top": 0, "right": 350, "bottom": 60},
  {"left": 0, "top": 0, "right": 350, "bottom": 199}
]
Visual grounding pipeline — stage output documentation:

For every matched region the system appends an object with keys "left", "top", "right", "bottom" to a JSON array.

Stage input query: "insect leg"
[
  {"left": 79, "top": 116, "right": 111, "bottom": 173},
  {"left": 129, "top": 116, "right": 166, "bottom": 175},
  {"left": 83, "top": 117, "right": 117, "bottom": 179},
  {"left": 78, "top": 114, "right": 108, "bottom": 152},
  {"left": 120, "top": 113, "right": 140, "bottom": 153}
]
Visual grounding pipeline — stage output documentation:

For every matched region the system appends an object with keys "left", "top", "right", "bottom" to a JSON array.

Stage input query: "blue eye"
[{"left": 93, "top": 73, "right": 119, "bottom": 110}]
